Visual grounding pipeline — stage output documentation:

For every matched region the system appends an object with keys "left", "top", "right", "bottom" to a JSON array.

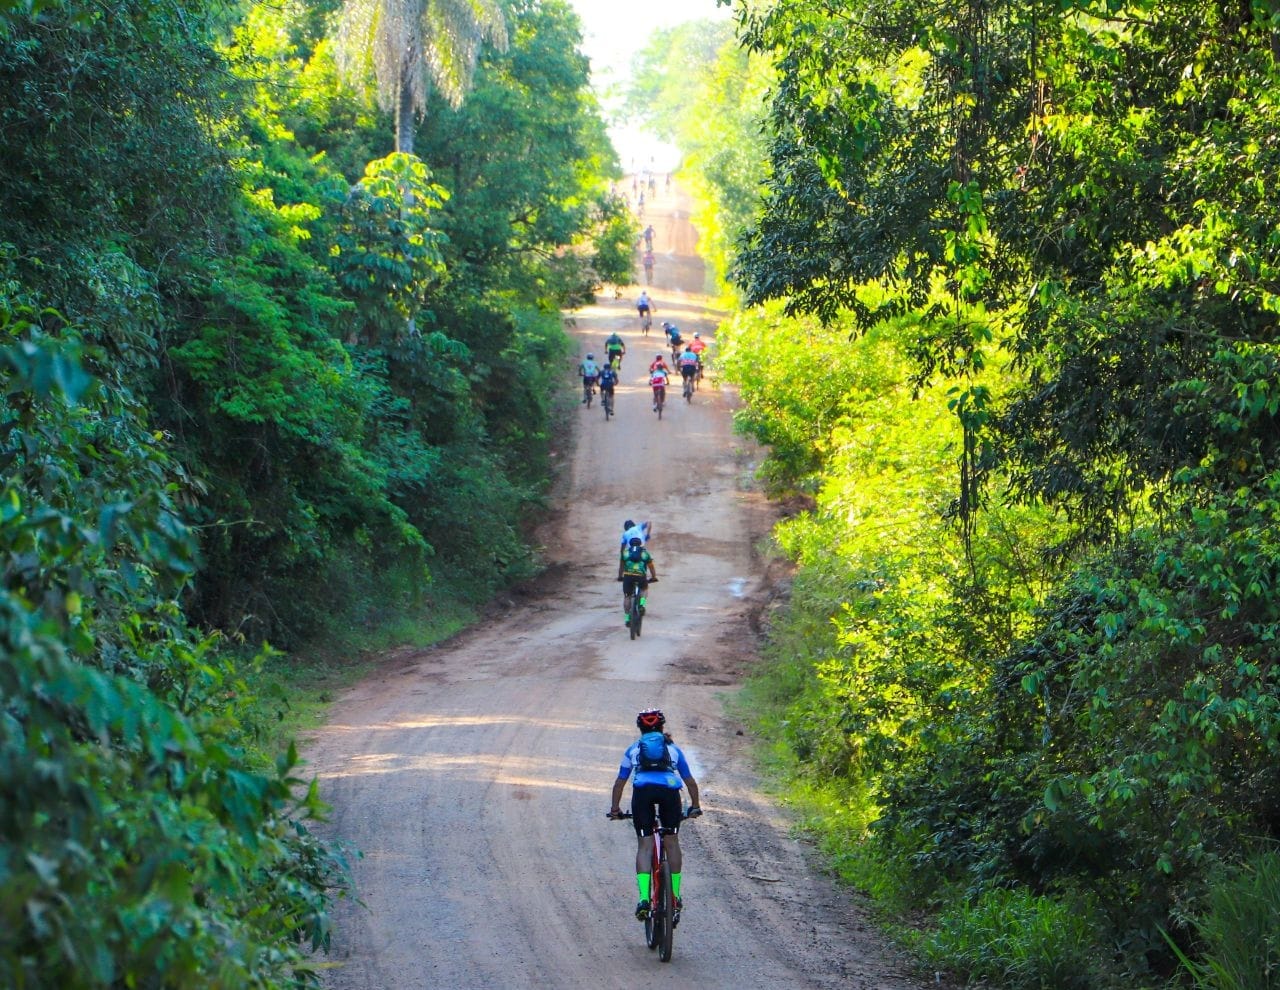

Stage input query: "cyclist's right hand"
[{"left": 685, "top": 806, "right": 702, "bottom": 819}]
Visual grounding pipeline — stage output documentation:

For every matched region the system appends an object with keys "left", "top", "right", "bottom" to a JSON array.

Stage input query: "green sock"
[
  {"left": 672, "top": 873, "right": 681, "bottom": 898},
  {"left": 637, "top": 873, "right": 651, "bottom": 901}
]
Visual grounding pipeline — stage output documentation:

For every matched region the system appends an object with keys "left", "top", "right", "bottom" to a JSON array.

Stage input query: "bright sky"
[{"left": 565, "top": 0, "right": 735, "bottom": 173}]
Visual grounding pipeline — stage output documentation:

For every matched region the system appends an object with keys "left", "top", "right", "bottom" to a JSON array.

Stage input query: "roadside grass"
[
  {"left": 735, "top": 591, "right": 1136, "bottom": 990},
  {"left": 248, "top": 590, "right": 479, "bottom": 758}
]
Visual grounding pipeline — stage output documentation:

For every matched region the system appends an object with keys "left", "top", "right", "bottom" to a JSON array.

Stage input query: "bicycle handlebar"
[
  {"left": 615, "top": 576, "right": 657, "bottom": 582},
  {"left": 606, "top": 806, "right": 698, "bottom": 821}
]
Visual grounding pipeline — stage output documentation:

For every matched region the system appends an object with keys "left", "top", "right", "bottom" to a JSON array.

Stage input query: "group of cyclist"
[{"left": 578, "top": 298, "right": 707, "bottom": 415}]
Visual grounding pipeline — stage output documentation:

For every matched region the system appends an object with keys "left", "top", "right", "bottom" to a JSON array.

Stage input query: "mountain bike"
[
  {"left": 582, "top": 376, "right": 596, "bottom": 408},
  {"left": 682, "top": 371, "right": 694, "bottom": 403},
  {"left": 620, "top": 576, "right": 656, "bottom": 639},
  {"left": 641, "top": 311, "right": 652, "bottom": 335},
  {"left": 608, "top": 805, "right": 697, "bottom": 962},
  {"left": 602, "top": 387, "right": 614, "bottom": 420},
  {"left": 651, "top": 384, "right": 665, "bottom": 420}
]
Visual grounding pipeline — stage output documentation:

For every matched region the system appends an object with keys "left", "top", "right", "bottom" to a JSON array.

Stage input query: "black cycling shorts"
[
  {"left": 621, "top": 574, "right": 649, "bottom": 597},
  {"left": 632, "top": 783, "right": 683, "bottom": 836}
]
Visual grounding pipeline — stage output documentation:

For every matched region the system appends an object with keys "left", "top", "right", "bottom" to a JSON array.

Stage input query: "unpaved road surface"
[{"left": 307, "top": 181, "right": 937, "bottom": 989}]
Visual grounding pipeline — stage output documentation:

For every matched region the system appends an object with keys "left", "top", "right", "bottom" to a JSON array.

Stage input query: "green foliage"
[
  {"left": 702, "top": 0, "right": 1280, "bottom": 981},
  {"left": 1171, "top": 849, "right": 1280, "bottom": 990},
  {"left": 918, "top": 888, "right": 1110, "bottom": 990},
  {"left": 0, "top": 0, "right": 624, "bottom": 979},
  {"left": 0, "top": 313, "right": 345, "bottom": 987}
]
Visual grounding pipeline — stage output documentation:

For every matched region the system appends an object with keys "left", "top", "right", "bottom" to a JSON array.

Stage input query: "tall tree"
[{"left": 336, "top": 0, "right": 508, "bottom": 153}]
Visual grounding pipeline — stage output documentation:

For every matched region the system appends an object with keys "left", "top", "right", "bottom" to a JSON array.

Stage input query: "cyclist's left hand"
[{"left": 685, "top": 806, "right": 702, "bottom": 819}]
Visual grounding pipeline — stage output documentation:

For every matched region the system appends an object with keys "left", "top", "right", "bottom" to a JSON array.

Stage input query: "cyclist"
[
  {"left": 579, "top": 353, "right": 600, "bottom": 404},
  {"left": 604, "top": 331, "right": 626, "bottom": 370},
  {"left": 643, "top": 224, "right": 655, "bottom": 250},
  {"left": 677, "top": 344, "right": 699, "bottom": 393},
  {"left": 636, "top": 291, "right": 653, "bottom": 325},
  {"left": 649, "top": 363, "right": 669, "bottom": 412},
  {"left": 608, "top": 709, "right": 702, "bottom": 922},
  {"left": 617, "top": 536, "right": 657, "bottom": 625},
  {"left": 598, "top": 361, "right": 618, "bottom": 408},
  {"left": 649, "top": 352, "right": 671, "bottom": 375},
  {"left": 620, "top": 519, "right": 650, "bottom": 548},
  {"left": 661, "top": 321, "right": 682, "bottom": 348},
  {"left": 642, "top": 249, "right": 655, "bottom": 284}
]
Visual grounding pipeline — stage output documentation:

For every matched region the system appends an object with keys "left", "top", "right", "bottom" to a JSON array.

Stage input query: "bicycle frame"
[{"left": 609, "top": 805, "right": 691, "bottom": 962}]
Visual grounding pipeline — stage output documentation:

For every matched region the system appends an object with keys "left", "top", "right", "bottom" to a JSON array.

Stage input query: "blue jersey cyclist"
[
  {"left": 598, "top": 363, "right": 618, "bottom": 399},
  {"left": 609, "top": 709, "right": 702, "bottom": 922}
]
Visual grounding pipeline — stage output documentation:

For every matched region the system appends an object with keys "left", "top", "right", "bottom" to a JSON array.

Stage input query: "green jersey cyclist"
[{"left": 617, "top": 537, "right": 657, "bottom": 626}]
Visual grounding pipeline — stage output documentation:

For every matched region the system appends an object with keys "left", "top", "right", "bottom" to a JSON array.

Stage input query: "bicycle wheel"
[
  {"left": 656, "top": 858, "right": 675, "bottom": 961},
  {"left": 584, "top": 385, "right": 593, "bottom": 408},
  {"left": 644, "top": 868, "right": 659, "bottom": 949},
  {"left": 630, "top": 594, "right": 643, "bottom": 638},
  {"left": 683, "top": 378, "right": 692, "bottom": 403},
  {"left": 603, "top": 393, "right": 612, "bottom": 420}
]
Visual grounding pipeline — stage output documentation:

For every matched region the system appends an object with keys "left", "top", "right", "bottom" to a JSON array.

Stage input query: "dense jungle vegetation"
[
  {"left": 0, "top": 0, "right": 629, "bottom": 982},
  {"left": 636, "top": 2, "right": 1280, "bottom": 987}
]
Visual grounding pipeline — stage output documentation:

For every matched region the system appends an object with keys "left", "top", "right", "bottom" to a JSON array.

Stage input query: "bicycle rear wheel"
[
  {"left": 603, "top": 392, "right": 612, "bottom": 419},
  {"left": 656, "top": 859, "right": 674, "bottom": 961},
  {"left": 630, "top": 596, "right": 642, "bottom": 639}
]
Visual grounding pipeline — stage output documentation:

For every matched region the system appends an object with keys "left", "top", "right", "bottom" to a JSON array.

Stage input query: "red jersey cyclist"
[
  {"left": 649, "top": 364, "right": 669, "bottom": 410},
  {"left": 649, "top": 352, "right": 671, "bottom": 375}
]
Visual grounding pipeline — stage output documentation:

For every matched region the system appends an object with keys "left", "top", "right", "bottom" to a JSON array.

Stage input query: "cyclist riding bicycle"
[
  {"left": 598, "top": 362, "right": 618, "bottom": 404},
  {"left": 636, "top": 291, "right": 653, "bottom": 321},
  {"left": 677, "top": 345, "right": 699, "bottom": 388},
  {"left": 605, "top": 332, "right": 626, "bottom": 368},
  {"left": 662, "top": 321, "right": 681, "bottom": 348},
  {"left": 579, "top": 353, "right": 600, "bottom": 403},
  {"left": 649, "top": 352, "right": 671, "bottom": 375},
  {"left": 617, "top": 536, "right": 657, "bottom": 624},
  {"left": 608, "top": 709, "right": 702, "bottom": 922},
  {"left": 649, "top": 365, "right": 669, "bottom": 411},
  {"left": 621, "top": 519, "right": 651, "bottom": 548}
]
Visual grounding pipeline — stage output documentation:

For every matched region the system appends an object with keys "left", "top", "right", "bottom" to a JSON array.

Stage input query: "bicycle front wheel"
[{"left": 656, "top": 859, "right": 674, "bottom": 961}]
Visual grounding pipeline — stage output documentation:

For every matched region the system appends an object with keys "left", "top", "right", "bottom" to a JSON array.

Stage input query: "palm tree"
[{"left": 337, "top": 0, "right": 508, "bottom": 155}]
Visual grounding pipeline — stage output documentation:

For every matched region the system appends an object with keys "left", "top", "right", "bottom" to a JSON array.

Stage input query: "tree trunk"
[{"left": 396, "top": 75, "right": 415, "bottom": 155}]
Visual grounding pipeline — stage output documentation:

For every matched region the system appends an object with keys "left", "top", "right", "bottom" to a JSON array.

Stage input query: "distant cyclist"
[
  {"left": 608, "top": 709, "right": 702, "bottom": 922},
  {"left": 598, "top": 362, "right": 618, "bottom": 406},
  {"left": 643, "top": 224, "right": 655, "bottom": 250},
  {"left": 617, "top": 537, "right": 658, "bottom": 626},
  {"left": 677, "top": 344, "right": 699, "bottom": 391},
  {"left": 579, "top": 353, "right": 600, "bottom": 403},
  {"left": 620, "top": 519, "right": 651, "bottom": 549},
  {"left": 649, "top": 364, "right": 669, "bottom": 411},
  {"left": 662, "top": 321, "right": 682, "bottom": 349},
  {"left": 636, "top": 291, "right": 653, "bottom": 324},
  {"left": 604, "top": 331, "right": 626, "bottom": 369}
]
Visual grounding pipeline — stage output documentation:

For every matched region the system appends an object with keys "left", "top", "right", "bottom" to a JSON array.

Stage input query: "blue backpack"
[{"left": 636, "top": 731, "right": 673, "bottom": 772}]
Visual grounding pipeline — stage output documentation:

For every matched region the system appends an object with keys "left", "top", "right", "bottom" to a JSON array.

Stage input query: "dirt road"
[{"left": 306, "top": 181, "right": 934, "bottom": 989}]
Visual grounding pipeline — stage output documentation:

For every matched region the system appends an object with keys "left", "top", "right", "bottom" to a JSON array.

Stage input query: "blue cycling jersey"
[{"left": 617, "top": 739, "right": 690, "bottom": 789}]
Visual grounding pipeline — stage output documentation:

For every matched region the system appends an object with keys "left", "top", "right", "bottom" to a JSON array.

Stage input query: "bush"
[
  {"left": 1172, "top": 850, "right": 1280, "bottom": 990},
  {"left": 918, "top": 888, "right": 1111, "bottom": 990}
]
